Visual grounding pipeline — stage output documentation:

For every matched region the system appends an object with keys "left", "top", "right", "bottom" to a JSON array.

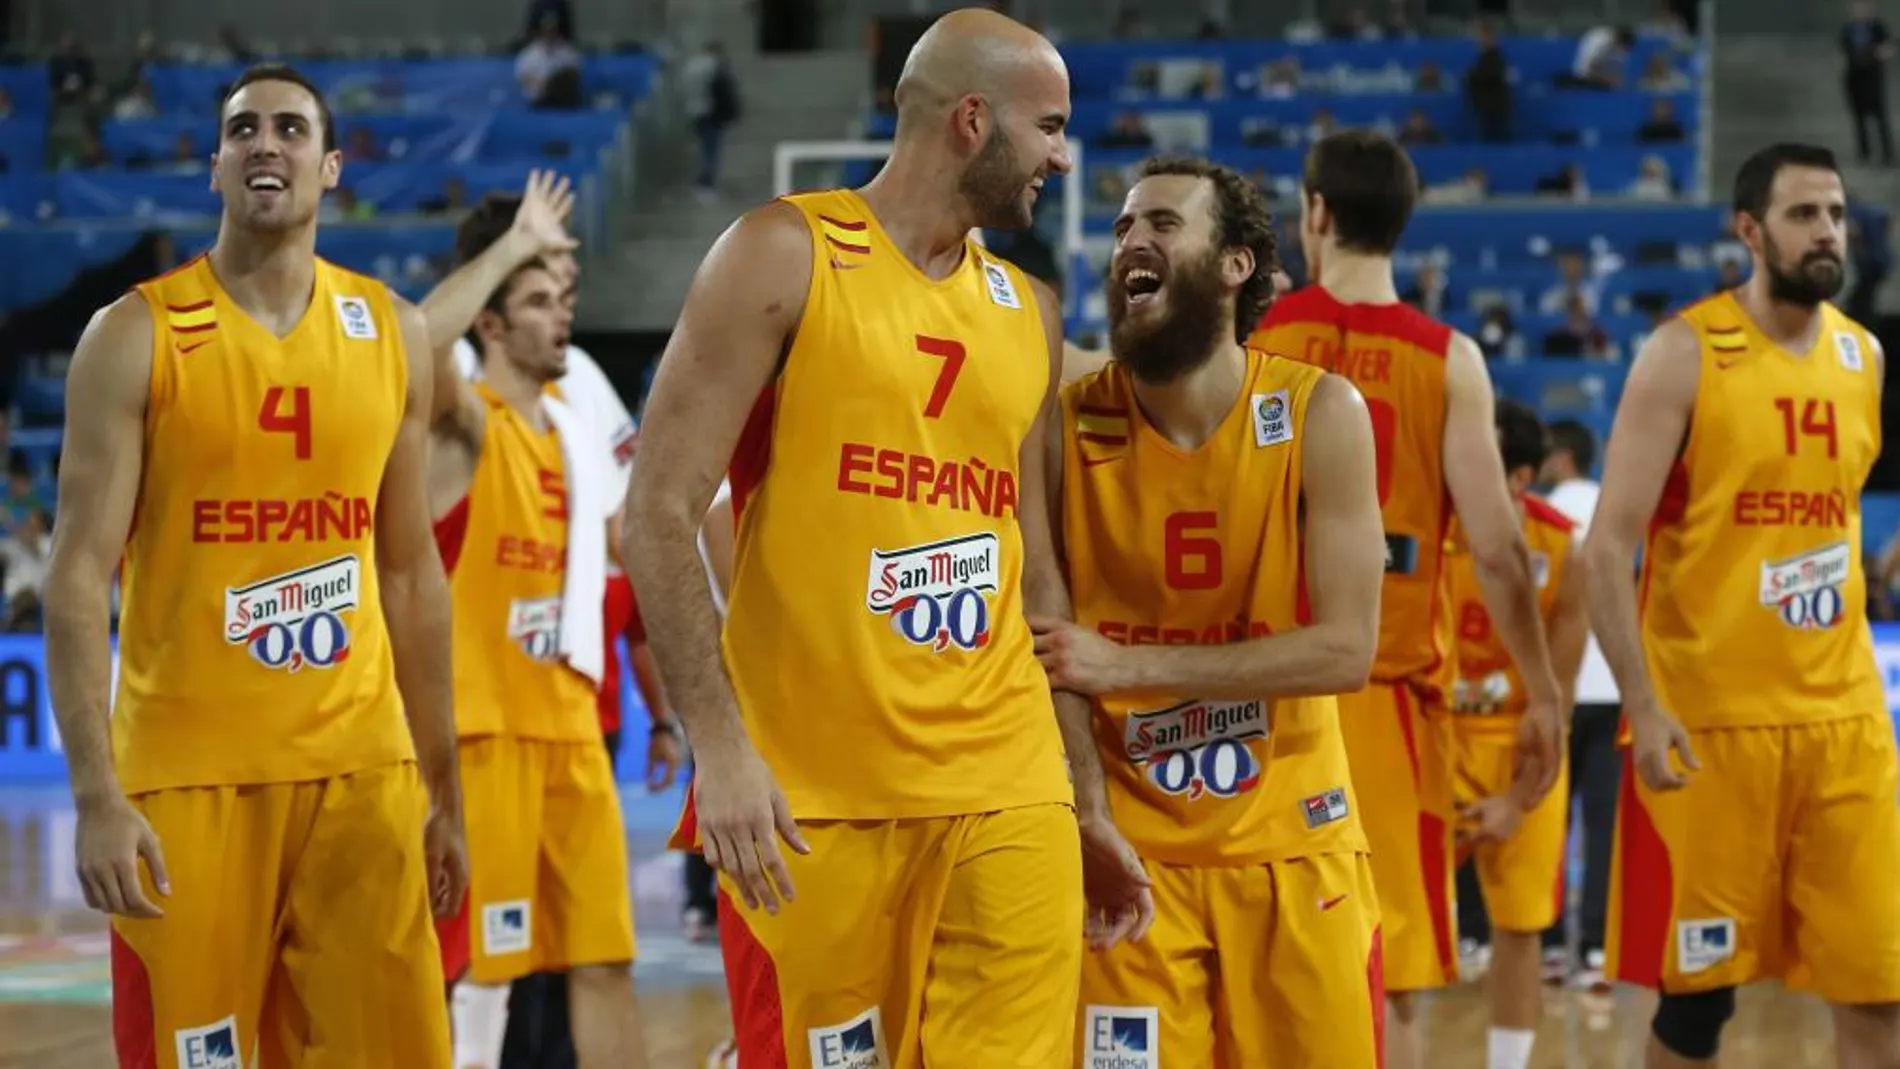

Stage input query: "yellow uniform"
[
  {"left": 432, "top": 384, "right": 633, "bottom": 985},
  {"left": 673, "top": 190, "right": 1079, "bottom": 1068},
  {"left": 1606, "top": 294, "right": 1900, "bottom": 1000},
  {"left": 1061, "top": 352, "right": 1383, "bottom": 1069},
  {"left": 108, "top": 257, "right": 449, "bottom": 1068},
  {"left": 1448, "top": 496, "right": 1575, "bottom": 933},
  {"left": 1252, "top": 287, "right": 1461, "bottom": 991}
]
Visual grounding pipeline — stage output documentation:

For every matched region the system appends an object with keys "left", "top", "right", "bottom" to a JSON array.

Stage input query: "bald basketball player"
[
  {"left": 46, "top": 63, "right": 462, "bottom": 1066},
  {"left": 624, "top": 9, "right": 1152, "bottom": 1067},
  {"left": 1249, "top": 131, "right": 1564, "bottom": 1069},
  {"left": 1588, "top": 142, "right": 1900, "bottom": 1069}
]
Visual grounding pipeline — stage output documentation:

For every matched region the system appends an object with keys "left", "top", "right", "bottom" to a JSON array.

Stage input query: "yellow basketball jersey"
[
  {"left": 112, "top": 257, "right": 413, "bottom": 794},
  {"left": 1448, "top": 494, "right": 1574, "bottom": 734},
  {"left": 1252, "top": 287, "right": 1457, "bottom": 695},
  {"left": 1059, "top": 350, "right": 1367, "bottom": 866},
  {"left": 1642, "top": 292, "right": 1884, "bottom": 730},
  {"left": 436, "top": 385, "right": 597, "bottom": 741},
  {"left": 714, "top": 189, "right": 1071, "bottom": 820}
]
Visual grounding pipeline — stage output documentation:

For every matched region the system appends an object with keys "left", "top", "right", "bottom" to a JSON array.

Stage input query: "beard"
[
  {"left": 958, "top": 129, "right": 1035, "bottom": 231},
  {"left": 1106, "top": 245, "right": 1232, "bottom": 385},
  {"left": 1762, "top": 231, "right": 1845, "bottom": 306}
]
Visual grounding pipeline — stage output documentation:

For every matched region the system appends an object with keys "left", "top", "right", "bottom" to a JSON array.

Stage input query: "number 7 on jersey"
[
  {"left": 259, "top": 385, "right": 313, "bottom": 460},
  {"left": 915, "top": 335, "right": 967, "bottom": 419}
]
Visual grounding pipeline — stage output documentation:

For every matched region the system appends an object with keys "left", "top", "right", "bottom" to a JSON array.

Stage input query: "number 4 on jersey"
[{"left": 259, "top": 385, "right": 313, "bottom": 460}]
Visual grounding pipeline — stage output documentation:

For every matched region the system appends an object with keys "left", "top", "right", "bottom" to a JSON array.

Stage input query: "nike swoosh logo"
[
  {"left": 1319, "top": 893, "right": 1348, "bottom": 912},
  {"left": 1080, "top": 455, "right": 1120, "bottom": 468},
  {"left": 177, "top": 339, "right": 212, "bottom": 354},
  {"left": 829, "top": 259, "right": 863, "bottom": 271}
]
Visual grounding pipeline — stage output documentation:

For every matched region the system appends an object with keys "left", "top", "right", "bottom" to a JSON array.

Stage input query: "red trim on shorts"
[
  {"left": 433, "top": 496, "right": 472, "bottom": 574},
  {"left": 110, "top": 930, "right": 157, "bottom": 1069},
  {"left": 1367, "top": 923, "right": 1387, "bottom": 1066},
  {"left": 1611, "top": 746, "right": 1673, "bottom": 989},
  {"left": 1394, "top": 685, "right": 1456, "bottom": 980},
  {"left": 438, "top": 894, "right": 472, "bottom": 986},
  {"left": 717, "top": 888, "right": 788, "bottom": 1067},
  {"left": 669, "top": 781, "right": 701, "bottom": 852},
  {"left": 729, "top": 386, "right": 779, "bottom": 522}
]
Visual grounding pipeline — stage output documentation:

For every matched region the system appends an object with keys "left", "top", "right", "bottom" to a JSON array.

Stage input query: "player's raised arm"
[
  {"left": 1058, "top": 374, "right": 1386, "bottom": 700},
  {"left": 621, "top": 201, "right": 814, "bottom": 914},
  {"left": 1442, "top": 331, "right": 1565, "bottom": 803},
  {"left": 376, "top": 295, "right": 469, "bottom": 919},
  {"left": 43, "top": 294, "right": 168, "bottom": 918},
  {"left": 1581, "top": 317, "right": 1703, "bottom": 791}
]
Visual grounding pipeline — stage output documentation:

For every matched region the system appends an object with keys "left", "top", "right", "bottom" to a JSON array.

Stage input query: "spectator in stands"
[
  {"left": 345, "top": 126, "right": 383, "bottom": 163},
  {"left": 1464, "top": 22, "right": 1512, "bottom": 142},
  {"left": 1382, "top": 0, "right": 1416, "bottom": 39},
  {"left": 1259, "top": 57, "right": 1300, "bottom": 98},
  {"left": 421, "top": 177, "right": 471, "bottom": 216},
  {"left": 1306, "top": 106, "right": 1338, "bottom": 143},
  {"left": 68, "top": 129, "right": 108, "bottom": 171},
  {"left": 1563, "top": 26, "right": 1634, "bottom": 89},
  {"left": 113, "top": 76, "right": 158, "bottom": 120},
  {"left": 1403, "top": 263, "right": 1449, "bottom": 316},
  {"left": 1539, "top": 251, "right": 1601, "bottom": 316},
  {"left": 1848, "top": 195, "right": 1891, "bottom": 321},
  {"left": 1535, "top": 163, "right": 1588, "bottom": 200},
  {"left": 160, "top": 132, "right": 202, "bottom": 174},
  {"left": 1639, "top": 52, "right": 1689, "bottom": 91},
  {"left": 516, "top": 13, "right": 583, "bottom": 109},
  {"left": 0, "top": 506, "right": 47, "bottom": 632},
  {"left": 1097, "top": 112, "right": 1154, "bottom": 150},
  {"left": 523, "top": 0, "right": 575, "bottom": 47},
  {"left": 684, "top": 41, "right": 740, "bottom": 202},
  {"left": 1626, "top": 154, "right": 1676, "bottom": 200},
  {"left": 1543, "top": 294, "right": 1613, "bottom": 358},
  {"left": 1476, "top": 306, "right": 1521, "bottom": 360},
  {"left": 1636, "top": 97, "right": 1686, "bottom": 143},
  {"left": 1398, "top": 109, "right": 1441, "bottom": 145},
  {"left": 1423, "top": 167, "right": 1487, "bottom": 204},
  {"left": 0, "top": 452, "right": 46, "bottom": 533},
  {"left": 1414, "top": 61, "right": 1445, "bottom": 92},
  {"left": 1842, "top": 0, "right": 1895, "bottom": 165},
  {"left": 1716, "top": 258, "right": 1746, "bottom": 291},
  {"left": 48, "top": 31, "right": 95, "bottom": 103}
]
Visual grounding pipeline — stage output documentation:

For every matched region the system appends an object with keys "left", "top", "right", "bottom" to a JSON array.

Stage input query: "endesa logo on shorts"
[
  {"left": 1082, "top": 1005, "right": 1158, "bottom": 1069},
  {"left": 808, "top": 1006, "right": 887, "bottom": 1069},
  {"left": 224, "top": 555, "right": 360, "bottom": 672},
  {"left": 1123, "top": 698, "right": 1267, "bottom": 801},
  {"left": 174, "top": 1015, "right": 240, "bottom": 1069},
  {"left": 1759, "top": 540, "right": 1851, "bottom": 630},
  {"left": 864, "top": 532, "right": 1000, "bottom": 653}
]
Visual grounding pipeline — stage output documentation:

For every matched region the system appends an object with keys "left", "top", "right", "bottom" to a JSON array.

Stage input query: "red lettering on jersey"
[
  {"left": 1096, "top": 619, "right": 1275, "bottom": 646},
  {"left": 836, "top": 442, "right": 1020, "bottom": 519},
  {"left": 191, "top": 495, "right": 374, "bottom": 543},
  {"left": 1731, "top": 488, "right": 1849, "bottom": 528},
  {"left": 495, "top": 535, "right": 567, "bottom": 574},
  {"left": 1300, "top": 335, "right": 1393, "bottom": 384}
]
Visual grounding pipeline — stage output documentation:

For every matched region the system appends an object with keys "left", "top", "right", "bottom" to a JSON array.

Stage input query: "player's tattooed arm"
[
  {"left": 1583, "top": 318, "right": 1702, "bottom": 790},
  {"left": 623, "top": 202, "right": 814, "bottom": 913},
  {"left": 1083, "top": 375, "right": 1384, "bottom": 701},
  {"left": 45, "top": 293, "right": 170, "bottom": 917}
]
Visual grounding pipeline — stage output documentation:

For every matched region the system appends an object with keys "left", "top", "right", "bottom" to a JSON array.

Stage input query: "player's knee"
[
  {"left": 567, "top": 962, "right": 634, "bottom": 994},
  {"left": 1652, "top": 987, "right": 1736, "bottom": 1061}
]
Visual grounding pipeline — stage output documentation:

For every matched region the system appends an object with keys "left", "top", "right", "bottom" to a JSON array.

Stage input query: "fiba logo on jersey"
[
  {"left": 864, "top": 532, "right": 1001, "bottom": 653},
  {"left": 1758, "top": 541, "right": 1851, "bottom": 630},
  {"left": 1123, "top": 698, "right": 1266, "bottom": 801},
  {"left": 1082, "top": 1005, "right": 1158, "bottom": 1069},
  {"left": 223, "top": 556, "right": 359, "bottom": 672},
  {"left": 334, "top": 295, "right": 378, "bottom": 340},
  {"left": 1252, "top": 389, "right": 1292, "bottom": 447}
]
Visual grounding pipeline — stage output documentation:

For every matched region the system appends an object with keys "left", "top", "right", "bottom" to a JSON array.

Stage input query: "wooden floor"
[{"left": 0, "top": 788, "right": 1847, "bottom": 1069}]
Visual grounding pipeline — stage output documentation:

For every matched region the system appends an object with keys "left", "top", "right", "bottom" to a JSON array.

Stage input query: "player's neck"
[
  {"left": 484, "top": 357, "right": 550, "bottom": 428},
  {"left": 1128, "top": 340, "right": 1247, "bottom": 450},
  {"left": 1736, "top": 276, "right": 1825, "bottom": 354},
  {"left": 1317, "top": 250, "right": 1400, "bottom": 305},
  {"left": 856, "top": 153, "right": 978, "bottom": 281},
  {"left": 207, "top": 225, "right": 318, "bottom": 333}
]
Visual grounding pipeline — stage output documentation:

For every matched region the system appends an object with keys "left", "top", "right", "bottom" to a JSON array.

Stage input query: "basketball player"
[
  {"left": 44, "top": 64, "right": 462, "bottom": 1066},
  {"left": 1589, "top": 142, "right": 1900, "bottom": 1068},
  {"left": 423, "top": 175, "right": 647, "bottom": 1067},
  {"left": 1446, "top": 399, "right": 1587, "bottom": 1069},
  {"left": 1248, "top": 129, "right": 1565, "bottom": 1069},
  {"left": 622, "top": 8, "right": 1152, "bottom": 1066},
  {"left": 420, "top": 179, "right": 672, "bottom": 1069},
  {"left": 1032, "top": 156, "right": 1388, "bottom": 1067}
]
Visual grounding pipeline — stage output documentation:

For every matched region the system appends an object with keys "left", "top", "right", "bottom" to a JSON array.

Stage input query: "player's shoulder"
[
  {"left": 1521, "top": 492, "right": 1578, "bottom": 537},
  {"left": 320, "top": 259, "right": 419, "bottom": 333},
  {"left": 1060, "top": 356, "right": 1126, "bottom": 415},
  {"left": 1257, "top": 283, "right": 1335, "bottom": 328}
]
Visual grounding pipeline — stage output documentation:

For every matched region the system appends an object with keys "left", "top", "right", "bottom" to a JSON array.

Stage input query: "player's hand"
[
  {"left": 692, "top": 741, "right": 810, "bottom": 915},
  {"left": 423, "top": 805, "right": 469, "bottom": 920},
  {"left": 1509, "top": 693, "right": 1565, "bottom": 807},
  {"left": 646, "top": 723, "right": 684, "bottom": 792},
  {"left": 1030, "top": 616, "right": 1127, "bottom": 696},
  {"left": 506, "top": 169, "right": 580, "bottom": 261},
  {"left": 1457, "top": 793, "right": 1524, "bottom": 847},
  {"left": 1078, "top": 813, "right": 1154, "bottom": 950},
  {"left": 74, "top": 794, "right": 169, "bottom": 919},
  {"left": 1628, "top": 702, "right": 1700, "bottom": 792}
]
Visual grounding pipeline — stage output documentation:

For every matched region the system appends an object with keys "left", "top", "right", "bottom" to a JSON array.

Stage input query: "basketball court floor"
[{"left": 0, "top": 784, "right": 1845, "bottom": 1068}]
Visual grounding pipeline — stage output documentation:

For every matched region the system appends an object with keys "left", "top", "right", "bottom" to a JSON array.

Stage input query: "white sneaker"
[
  {"left": 705, "top": 1038, "right": 738, "bottom": 1068},
  {"left": 1572, "top": 948, "right": 1611, "bottom": 992},
  {"left": 1541, "top": 945, "right": 1573, "bottom": 984},
  {"left": 1459, "top": 937, "right": 1492, "bottom": 980}
]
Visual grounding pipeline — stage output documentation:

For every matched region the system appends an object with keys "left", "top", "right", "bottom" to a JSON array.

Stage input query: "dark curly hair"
[{"left": 1134, "top": 155, "right": 1280, "bottom": 343}]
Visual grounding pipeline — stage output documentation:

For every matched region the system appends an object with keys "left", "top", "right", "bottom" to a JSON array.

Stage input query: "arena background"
[{"left": 1, "top": 0, "right": 1899, "bottom": 1060}]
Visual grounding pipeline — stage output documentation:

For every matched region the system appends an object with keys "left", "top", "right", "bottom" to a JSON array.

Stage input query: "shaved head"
[{"left": 894, "top": 7, "right": 1066, "bottom": 136}]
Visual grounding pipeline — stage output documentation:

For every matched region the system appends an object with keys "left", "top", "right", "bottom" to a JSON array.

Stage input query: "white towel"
[{"left": 542, "top": 394, "right": 606, "bottom": 686}]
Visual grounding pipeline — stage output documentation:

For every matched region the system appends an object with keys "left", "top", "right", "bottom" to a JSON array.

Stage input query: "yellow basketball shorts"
[
  {"left": 717, "top": 803, "right": 1083, "bottom": 1069},
  {"left": 110, "top": 760, "right": 451, "bottom": 1069},
  {"left": 1337, "top": 680, "right": 1459, "bottom": 991},
  {"left": 1452, "top": 726, "right": 1569, "bottom": 933},
  {"left": 1608, "top": 713, "right": 1900, "bottom": 1002},
  {"left": 1077, "top": 852, "right": 1384, "bottom": 1068}
]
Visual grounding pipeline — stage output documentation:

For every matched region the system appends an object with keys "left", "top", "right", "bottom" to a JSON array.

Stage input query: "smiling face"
[
  {"left": 211, "top": 77, "right": 340, "bottom": 234},
  {"left": 1106, "top": 172, "right": 1254, "bottom": 383},
  {"left": 954, "top": 45, "right": 1073, "bottom": 231}
]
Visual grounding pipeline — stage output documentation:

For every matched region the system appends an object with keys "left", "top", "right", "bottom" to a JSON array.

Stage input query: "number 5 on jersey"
[{"left": 259, "top": 385, "right": 313, "bottom": 460}]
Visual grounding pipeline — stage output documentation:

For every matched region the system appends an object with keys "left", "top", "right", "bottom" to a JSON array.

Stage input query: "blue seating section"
[{"left": 0, "top": 54, "right": 652, "bottom": 314}]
